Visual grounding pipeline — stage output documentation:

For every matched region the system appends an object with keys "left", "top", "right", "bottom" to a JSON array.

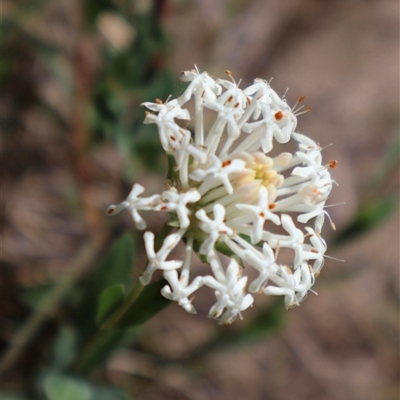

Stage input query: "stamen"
[
  {"left": 324, "top": 202, "right": 346, "bottom": 208},
  {"left": 106, "top": 206, "right": 116, "bottom": 215},
  {"left": 328, "top": 160, "right": 338, "bottom": 168},
  {"left": 225, "top": 69, "right": 236, "bottom": 84},
  {"left": 324, "top": 254, "right": 345, "bottom": 262},
  {"left": 291, "top": 96, "right": 306, "bottom": 114},
  {"left": 324, "top": 210, "right": 337, "bottom": 230},
  {"left": 294, "top": 107, "right": 312, "bottom": 116}
]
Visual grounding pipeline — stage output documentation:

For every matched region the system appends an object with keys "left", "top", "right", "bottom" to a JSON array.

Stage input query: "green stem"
[
  {"left": 101, "top": 279, "right": 144, "bottom": 331},
  {"left": 100, "top": 222, "right": 174, "bottom": 331}
]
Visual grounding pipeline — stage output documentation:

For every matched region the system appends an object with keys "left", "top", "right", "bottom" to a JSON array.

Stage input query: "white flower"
[
  {"left": 195, "top": 204, "right": 233, "bottom": 255},
  {"left": 107, "top": 68, "right": 338, "bottom": 324},
  {"left": 142, "top": 99, "right": 190, "bottom": 152},
  {"left": 158, "top": 188, "right": 201, "bottom": 229},
  {"left": 203, "top": 257, "right": 254, "bottom": 325},
  {"left": 162, "top": 270, "right": 203, "bottom": 314},
  {"left": 268, "top": 214, "right": 306, "bottom": 269},
  {"left": 106, "top": 184, "right": 160, "bottom": 230},
  {"left": 189, "top": 154, "right": 246, "bottom": 195},
  {"left": 242, "top": 243, "right": 279, "bottom": 293},
  {"left": 234, "top": 186, "right": 281, "bottom": 244},
  {"left": 178, "top": 68, "right": 222, "bottom": 105},
  {"left": 264, "top": 263, "right": 315, "bottom": 309},
  {"left": 302, "top": 227, "right": 326, "bottom": 275},
  {"left": 173, "top": 129, "right": 208, "bottom": 187},
  {"left": 140, "top": 231, "right": 183, "bottom": 285},
  {"left": 241, "top": 80, "right": 297, "bottom": 153},
  {"left": 161, "top": 239, "right": 204, "bottom": 314}
]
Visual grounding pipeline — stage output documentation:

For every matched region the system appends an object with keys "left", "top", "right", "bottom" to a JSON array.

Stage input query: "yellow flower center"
[{"left": 230, "top": 152, "right": 284, "bottom": 203}]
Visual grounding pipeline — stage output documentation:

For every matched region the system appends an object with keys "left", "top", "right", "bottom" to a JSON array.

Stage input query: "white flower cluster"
[{"left": 107, "top": 68, "right": 337, "bottom": 325}]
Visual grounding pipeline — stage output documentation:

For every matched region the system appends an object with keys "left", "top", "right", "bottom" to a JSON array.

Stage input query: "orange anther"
[
  {"left": 328, "top": 160, "right": 338, "bottom": 168},
  {"left": 274, "top": 111, "right": 283, "bottom": 120}
]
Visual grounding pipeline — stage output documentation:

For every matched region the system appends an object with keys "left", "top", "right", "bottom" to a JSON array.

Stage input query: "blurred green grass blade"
[
  {"left": 234, "top": 300, "right": 285, "bottom": 342},
  {"left": 369, "top": 131, "right": 400, "bottom": 193},
  {"left": 90, "top": 387, "right": 129, "bottom": 400},
  {"left": 333, "top": 131, "right": 399, "bottom": 246},
  {"left": 210, "top": 300, "right": 283, "bottom": 350},
  {"left": 333, "top": 194, "right": 399, "bottom": 246},
  {"left": 96, "top": 284, "right": 126, "bottom": 325},
  {"left": 44, "top": 374, "right": 92, "bottom": 400},
  {"left": 53, "top": 327, "right": 77, "bottom": 369},
  {"left": 178, "top": 300, "right": 284, "bottom": 365}
]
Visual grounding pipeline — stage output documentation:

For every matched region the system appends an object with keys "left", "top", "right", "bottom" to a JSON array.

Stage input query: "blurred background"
[{"left": 1, "top": 0, "right": 399, "bottom": 399}]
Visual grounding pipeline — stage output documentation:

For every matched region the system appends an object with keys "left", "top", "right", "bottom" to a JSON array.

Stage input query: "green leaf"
[
  {"left": 94, "top": 234, "right": 135, "bottom": 287},
  {"left": 75, "top": 233, "right": 135, "bottom": 341},
  {"left": 96, "top": 284, "right": 126, "bottom": 325},
  {"left": 75, "top": 330, "right": 127, "bottom": 376},
  {"left": 44, "top": 374, "right": 92, "bottom": 400},
  {"left": 110, "top": 280, "right": 171, "bottom": 330}
]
